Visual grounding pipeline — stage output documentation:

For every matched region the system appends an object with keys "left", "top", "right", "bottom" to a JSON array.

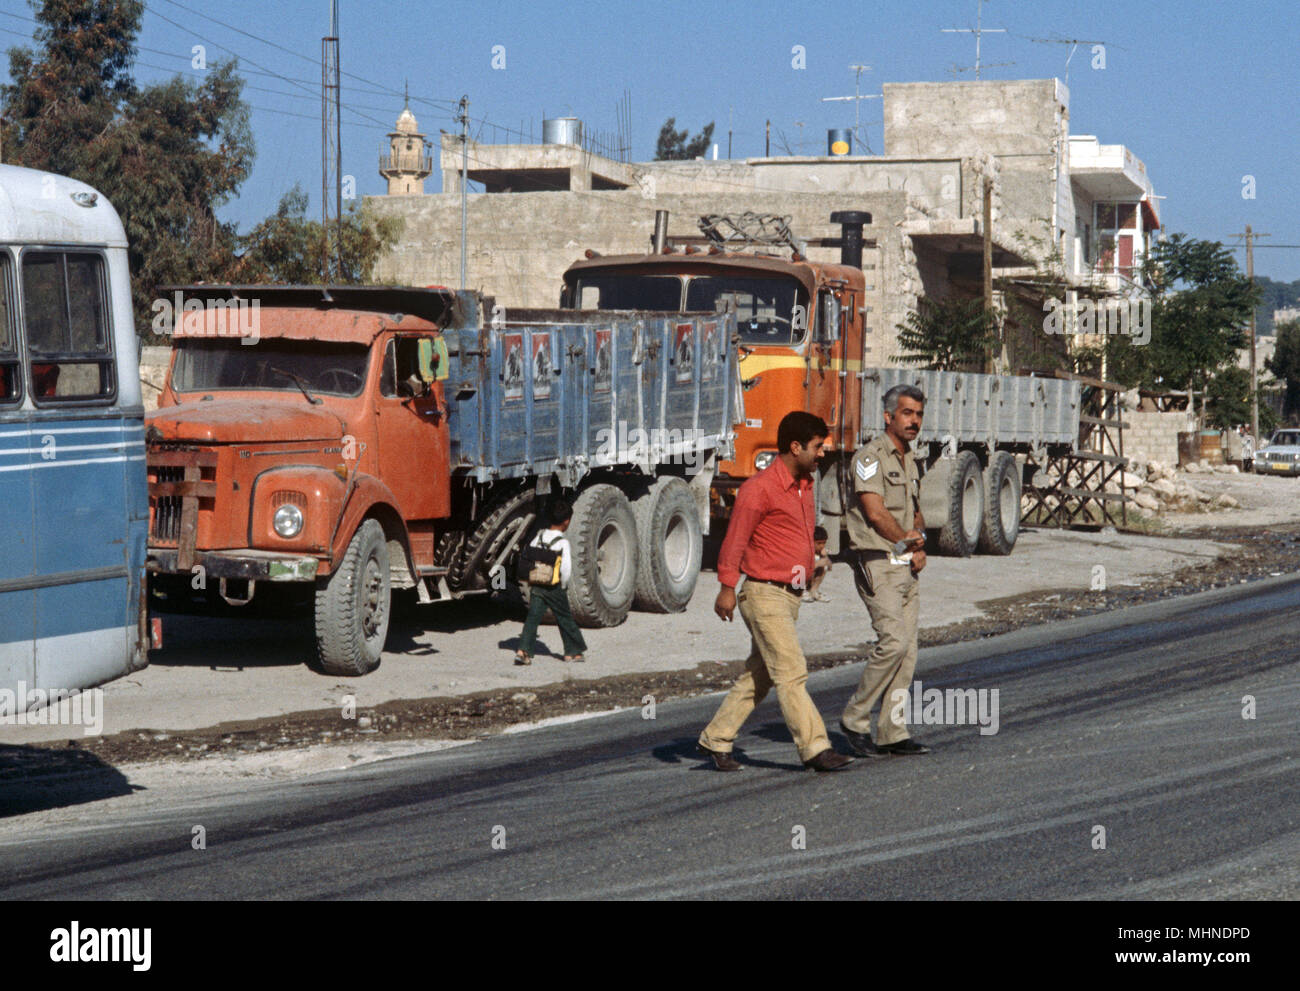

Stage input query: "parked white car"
[{"left": 1254, "top": 429, "right": 1300, "bottom": 476}]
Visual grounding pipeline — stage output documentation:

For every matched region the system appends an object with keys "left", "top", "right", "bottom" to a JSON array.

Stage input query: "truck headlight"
[
  {"left": 754, "top": 451, "right": 777, "bottom": 471},
  {"left": 273, "top": 504, "right": 304, "bottom": 538}
]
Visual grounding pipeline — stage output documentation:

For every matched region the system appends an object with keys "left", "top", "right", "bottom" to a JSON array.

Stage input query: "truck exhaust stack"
[{"left": 830, "top": 210, "right": 871, "bottom": 268}]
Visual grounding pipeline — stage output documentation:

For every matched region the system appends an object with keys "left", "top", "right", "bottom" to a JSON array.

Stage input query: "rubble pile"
[{"left": 1119, "top": 459, "right": 1242, "bottom": 517}]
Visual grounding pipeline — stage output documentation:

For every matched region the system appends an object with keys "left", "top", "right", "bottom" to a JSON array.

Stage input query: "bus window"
[
  {"left": 0, "top": 254, "right": 18, "bottom": 403},
  {"left": 22, "top": 251, "right": 115, "bottom": 402}
]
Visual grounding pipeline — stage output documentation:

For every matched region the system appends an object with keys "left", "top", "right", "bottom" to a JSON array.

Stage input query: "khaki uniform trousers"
[
  {"left": 699, "top": 580, "right": 831, "bottom": 763},
  {"left": 842, "top": 555, "right": 919, "bottom": 745}
]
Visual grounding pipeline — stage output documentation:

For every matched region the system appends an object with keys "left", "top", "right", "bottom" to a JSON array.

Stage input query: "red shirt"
[{"left": 718, "top": 457, "right": 816, "bottom": 589}]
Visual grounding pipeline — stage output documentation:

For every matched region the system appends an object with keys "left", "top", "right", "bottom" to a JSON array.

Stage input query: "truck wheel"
[
  {"left": 567, "top": 483, "right": 638, "bottom": 627},
  {"left": 936, "top": 451, "right": 984, "bottom": 558},
  {"left": 977, "top": 451, "right": 1021, "bottom": 555},
  {"left": 312, "top": 519, "right": 390, "bottom": 676},
  {"left": 632, "top": 476, "right": 701, "bottom": 612}
]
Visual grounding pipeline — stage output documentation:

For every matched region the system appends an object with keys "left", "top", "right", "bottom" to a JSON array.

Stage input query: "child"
[
  {"left": 514, "top": 498, "right": 588, "bottom": 664},
  {"left": 803, "top": 525, "right": 832, "bottom": 602}
]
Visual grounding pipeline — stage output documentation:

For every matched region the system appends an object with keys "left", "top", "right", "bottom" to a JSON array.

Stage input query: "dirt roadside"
[{"left": 9, "top": 520, "right": 1298, "bottom": 771}]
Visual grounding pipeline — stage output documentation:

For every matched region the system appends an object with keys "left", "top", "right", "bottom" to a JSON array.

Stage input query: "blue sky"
[{"left": 3, "top": 0, "right": 1298, "bottom": 279}]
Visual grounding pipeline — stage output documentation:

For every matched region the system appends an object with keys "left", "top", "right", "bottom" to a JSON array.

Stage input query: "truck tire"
[
  {"left": 451, "top": 487, "right": 534, "bottom": 592},
  {"left": 977, "top": 451, "right": 1021, "bottom": 555},
  {"left": 567, "top": 483, "right": 638, "bottom": 628},
  {"left": 936, "top": 451, "right": 984, "bottom": 558},
  {"left": 312, "top": 519, "right": 391, "bottom": 676},
  {"left": 631, "top": 476, "right": 702, "bottom": 612}
]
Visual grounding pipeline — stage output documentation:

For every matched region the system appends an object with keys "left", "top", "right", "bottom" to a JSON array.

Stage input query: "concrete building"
[{"left": 367, "top": 78, "right": 1161, "bottom": 369}]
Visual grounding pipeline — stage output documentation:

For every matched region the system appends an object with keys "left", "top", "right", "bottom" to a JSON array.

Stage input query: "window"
[
  {"left": 574, "top": 275, "right": 682, "bottom": 312},
  {"left": 686, "top": 276, "right": 807, "bottom": 346},
  {"left": 22, "top": 251, "right": 114, "bottom": 402},
  {"left": 172, "top": 339, "right": 369, "bottom": 396},
  {"left": 379, "top": 336, "right": 436, "bottom": 398},
  {"left": 0, "top": 253, "right": 19, "bottom": 403}
]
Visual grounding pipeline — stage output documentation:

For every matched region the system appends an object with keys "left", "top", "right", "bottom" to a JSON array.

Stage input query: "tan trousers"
[
  {"left": 699, "top": 580, "right": 832, "bottom": 763},
  {"left": 842, "top": 555, "right": 919, "bottom": 745}
]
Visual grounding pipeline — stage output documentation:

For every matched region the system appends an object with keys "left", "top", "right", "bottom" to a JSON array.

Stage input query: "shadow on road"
[{"left": 0, "top": 744, "right": 139, "bottom": 818}]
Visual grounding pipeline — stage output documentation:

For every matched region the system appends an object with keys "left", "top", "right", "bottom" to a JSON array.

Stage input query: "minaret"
[{"left": 379, "top": 85, "right": 432, "bottom": 195}]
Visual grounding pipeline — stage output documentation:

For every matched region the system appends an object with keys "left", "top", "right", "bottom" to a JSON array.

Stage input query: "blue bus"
[{"left": 0, "top": 164, "right": 149, "bottom": 707}]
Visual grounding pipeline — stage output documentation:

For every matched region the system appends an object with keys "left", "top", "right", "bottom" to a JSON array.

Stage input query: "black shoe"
[
  {"left": 803, "top": 749, "right": 855, "bottom": 772},
  {"left": 839, "top": 721, "right": 888, "bottom": 758},
  {"left": 881, "top": 738, "right": 930, "bottom": 756},
  {"left": 697, "top": 743, "right": 742, "bottom": 772}
]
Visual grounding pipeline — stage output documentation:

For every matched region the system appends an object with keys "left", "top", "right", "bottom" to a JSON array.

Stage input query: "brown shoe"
[
  {"left": 803, "top": 749, "right": 855, "bottom": 772},
  {"left": 696, "top": 743, "right": 742, "bottom": 772}
]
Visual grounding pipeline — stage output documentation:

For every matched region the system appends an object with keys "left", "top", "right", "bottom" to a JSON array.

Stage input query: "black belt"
[
  {"left": 745, "top": 576, "right": 801, "bottom": 595},
  {"left": 857, "top": 549, "right": 891, "bottom": 561}
]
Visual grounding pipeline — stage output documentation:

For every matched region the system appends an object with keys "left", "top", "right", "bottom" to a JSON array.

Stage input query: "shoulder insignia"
[{"left": 856, "top": 458, "right": 878, "bottom": 482}]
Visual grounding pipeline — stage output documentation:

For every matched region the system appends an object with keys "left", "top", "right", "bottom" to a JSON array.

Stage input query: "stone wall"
[{"left": 1124, "top": 409, "right": 1194, "bottom": 467}]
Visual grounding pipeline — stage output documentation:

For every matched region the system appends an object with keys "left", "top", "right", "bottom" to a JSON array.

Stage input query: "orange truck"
[
  {"left": 562, "top": 210, "right": 872, "bottom": 529},
  {"left": 146, "top": 286, "right": 736, "bottom": 675},
  {"left": 561, "top": 210, "right": 1083, "bottom": 557}
]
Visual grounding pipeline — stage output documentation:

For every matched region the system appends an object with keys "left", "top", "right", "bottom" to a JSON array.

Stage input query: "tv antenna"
[
  {"left": 942, "top": 0, "right": 1009, "bottom": 79},
  {"left": 1024, "top": 35, "right": 1109, "bottom": 85},
  {"left": 820, "top": 63, "right": 880, "bottom": 153},
  {"left": 321, "top": 0, "right": 342, "bottom": 281}
]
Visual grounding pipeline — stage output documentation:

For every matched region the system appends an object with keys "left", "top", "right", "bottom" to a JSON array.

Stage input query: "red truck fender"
[{"left": 328, "top": 474, "right": 417, "bottom": 582}]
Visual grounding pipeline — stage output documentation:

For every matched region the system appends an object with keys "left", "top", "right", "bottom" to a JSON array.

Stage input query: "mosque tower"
[{"left": 379, "top": 87, "right": 432, "bottom": 195}]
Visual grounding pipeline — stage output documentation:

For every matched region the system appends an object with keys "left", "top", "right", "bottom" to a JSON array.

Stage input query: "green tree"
[
  {"left": 1101, "top": 234, "right": 1259, "bottom": 398},
  {"left": 235, "top": 185, "right": 403, "bottom": 286},
  {"left": 1265, "top": 318, "right": 1300, "bottom": 423},
  {"left": 654, "top": 117, "right": 715, "bottom": 160},
  {"left": 894, "top": 295, "right": 998, "bottom": 371},
  {"left": 2, "top": 0, "right": 253, "bottom": 335}
]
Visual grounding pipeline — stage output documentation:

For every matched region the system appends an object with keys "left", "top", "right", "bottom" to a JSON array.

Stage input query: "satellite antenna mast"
[
  {"left": 942, "top": 0, "right": 1007, "bottom": 79},
  {"left": 820, "top": 63, "right": 880, "bottom": 153},
  {"left": 321, "top": 0, "right": 342, "bottom": 281}
]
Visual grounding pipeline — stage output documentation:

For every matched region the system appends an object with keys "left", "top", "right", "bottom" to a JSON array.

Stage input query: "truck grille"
[{"left": 152, "top": 465, "right": 186, "bottom": 542}]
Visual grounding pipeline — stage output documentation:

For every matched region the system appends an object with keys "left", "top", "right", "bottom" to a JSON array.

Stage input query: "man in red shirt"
[{"left": 697, "top": 411, "right": 854, "bottom": 773}]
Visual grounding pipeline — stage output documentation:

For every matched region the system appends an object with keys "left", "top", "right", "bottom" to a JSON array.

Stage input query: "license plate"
[{"left": 1271, "top": 462, "right": 1290, "bottom": 471}]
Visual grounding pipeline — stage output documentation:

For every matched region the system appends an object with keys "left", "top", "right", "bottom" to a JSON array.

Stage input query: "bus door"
[
  {"left": 0, "top": 250, "right": 35, "bottom": 691},
  {"left": 22, "top": 248, "right": 140, "bottom": 692}
]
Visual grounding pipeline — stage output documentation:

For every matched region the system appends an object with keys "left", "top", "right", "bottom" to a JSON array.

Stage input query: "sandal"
[
  {"left": 514, "top": 650, "right": 532, "bottom": 666},
  {"left": 564, "top": 654, "right": 586, "bottom": 663}
]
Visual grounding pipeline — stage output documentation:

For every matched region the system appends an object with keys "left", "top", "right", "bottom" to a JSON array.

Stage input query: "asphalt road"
[{"left": 2, "top": 576, "right": 1297, "bottom": 900}]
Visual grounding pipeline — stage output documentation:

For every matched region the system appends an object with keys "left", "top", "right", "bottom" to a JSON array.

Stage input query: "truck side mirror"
[{"left": 819, "top": 294, "right": 842, "bottom": 343}]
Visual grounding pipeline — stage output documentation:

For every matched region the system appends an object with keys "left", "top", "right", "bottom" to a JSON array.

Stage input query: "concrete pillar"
[{"left": 569, "top": 167, "right": 592, "bottom": 191}]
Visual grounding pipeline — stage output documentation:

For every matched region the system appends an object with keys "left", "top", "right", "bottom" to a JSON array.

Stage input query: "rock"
[
  {"left": 1150, "top": 478, "right": 1178, "bottom": 498},
  {"left": 1137, "top": 506, "right": 1156, "bottom": 519},
  {"left": 1120, "top": 471, "right": 1145, "bottom": 489},
  {"left": 1214, "top": 464, "right": 1239, "bottom": 474},
  {"left": 511, "top": 692, "right": 539, "bottom": 705},
  {"left": 1194, "top": 488, "right": 1213, "bottom": 503},
  {"left": 1184, "top": 462, "right": 1203, "bottom": 473},
  {"left": 356, "top": 715, "right": 372, "bottom": 730},
  {"left": 1214, "top": 494, "right": 1241, "bottom": 509},
  {"left": 1133, "top": 491, "right": 1161, "bottom": 511}
]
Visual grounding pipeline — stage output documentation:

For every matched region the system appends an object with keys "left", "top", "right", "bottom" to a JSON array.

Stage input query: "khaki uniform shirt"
[{"left": 846, "top": 434, "right": 920, "bottom": 553}]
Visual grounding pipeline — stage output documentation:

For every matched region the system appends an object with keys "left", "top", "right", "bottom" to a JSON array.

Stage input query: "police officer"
[{"left": 839, "top": 384, "right": 930, "bottom": 757}]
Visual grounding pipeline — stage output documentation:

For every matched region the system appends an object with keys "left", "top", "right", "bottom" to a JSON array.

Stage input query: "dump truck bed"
[{"left": 444, "top": 309, "right": 738, "bottom": 484}]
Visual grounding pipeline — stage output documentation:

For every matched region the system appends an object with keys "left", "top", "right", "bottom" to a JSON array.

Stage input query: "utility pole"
[
  {"left": 765, "top": 119, "right": 770, "bottom": 157},
  {"left": 457, "top": 95, "right": 469, "bottom": 291},
  {"left": 983, "top": 176, "right": 995, "bottom": 373},
  {"left": 1233, "top": 225, "right": 1271, "bottom": 439},
  {"left": 942, "top": 0, "right": 1007, "bottom": 80},
  {"left": 820, "top": 64, "right": 879, "bottom": 153},
  {"left": 727, "top": 106, "right": 732, "bottom": 159},
  {"left": 321, "top": 0, "right": 341, "bottom": 281}
]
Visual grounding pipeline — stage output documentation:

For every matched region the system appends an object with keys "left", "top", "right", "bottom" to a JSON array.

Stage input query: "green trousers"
[{"left": 518, "top": 584, "right": 588, "bottom": 657}]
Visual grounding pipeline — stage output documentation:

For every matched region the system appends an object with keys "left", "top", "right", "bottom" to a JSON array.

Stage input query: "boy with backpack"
[{"left": 514, "top": 498, "right": 588, "bottom": 665}]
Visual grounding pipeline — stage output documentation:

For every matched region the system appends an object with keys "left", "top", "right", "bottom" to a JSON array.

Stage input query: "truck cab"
[
  {"left": 148, "top": 285, "right": 455, "bottom": 674},
  {"left": 561, "top": 211, "right": 872, "bottom": 515}
]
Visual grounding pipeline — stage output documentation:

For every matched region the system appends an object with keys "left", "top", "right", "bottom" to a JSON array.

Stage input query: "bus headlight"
[
  {"left": 273, "top": 504, "right": 304, "bottom": 538},
  {"left": 754, "top": 451, "right": 777, "bottom": 471}
]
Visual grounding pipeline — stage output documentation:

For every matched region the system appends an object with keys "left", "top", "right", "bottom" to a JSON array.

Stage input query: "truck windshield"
[
  {"left": 1270, "top": 431, "right": 1300, "bottom": 446},
  {"left": 685, "top": 276, "right": 806, "bottom": 346},
  {"left": 573, "top": 275, "right": 682, "bottom": 311},
  {"left": 172, "top": 339, "right": 370, "bottom": 396}
]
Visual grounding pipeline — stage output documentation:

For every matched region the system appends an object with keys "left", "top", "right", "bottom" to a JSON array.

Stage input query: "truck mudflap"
[{"left": 147, "top": 548, "right": 320, "bottom": 582}]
